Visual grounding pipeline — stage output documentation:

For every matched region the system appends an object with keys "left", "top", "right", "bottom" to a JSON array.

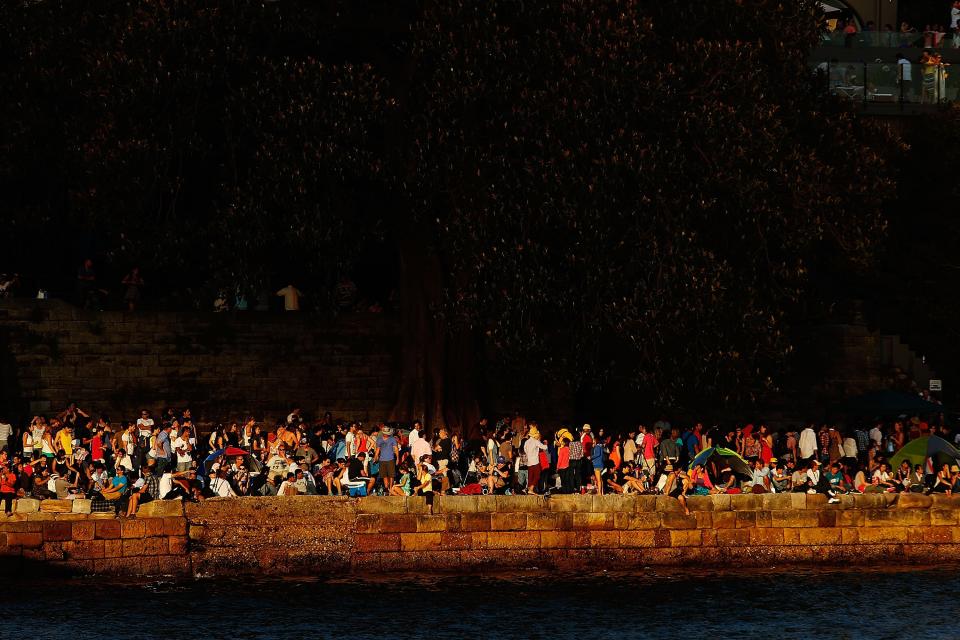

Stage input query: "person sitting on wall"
[{"left": 661, "top": 464, "right": 691, "bottom": 516}]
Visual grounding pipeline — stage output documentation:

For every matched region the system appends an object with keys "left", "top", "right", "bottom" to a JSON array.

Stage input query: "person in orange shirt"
[{"left": 0, "top": 463, "right": 18, "bottom": 515}]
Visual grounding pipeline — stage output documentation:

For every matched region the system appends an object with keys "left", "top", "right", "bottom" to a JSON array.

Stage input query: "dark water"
[{"left": 5, "top": 566, "right": 957, "bottom": 639}]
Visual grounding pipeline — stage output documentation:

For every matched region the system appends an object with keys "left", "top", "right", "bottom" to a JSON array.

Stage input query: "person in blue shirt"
[{"left": 591, "top": 440, "right": 605, "bottom": 495}]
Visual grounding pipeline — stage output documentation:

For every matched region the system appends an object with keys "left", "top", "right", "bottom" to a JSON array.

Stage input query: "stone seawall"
[
  {"left": 0, "top": 499, "right": 188, "bottom": 576},
  {"left": 5, "top": 493, "right": 960, "bottom": 578}
]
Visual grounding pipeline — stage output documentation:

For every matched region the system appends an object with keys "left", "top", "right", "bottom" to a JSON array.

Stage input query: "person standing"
[
  {"left": 798, "top": 424, "right": 817, "bottom": 462},
  {"left": 155, "top": 424, "right": 172, "bottom": 474},
  {"left": 523, "top": 426, "right": 547, "bottom": 494},
  {"left": 375, "top": 427, "right": 400, "bottom": 493}
]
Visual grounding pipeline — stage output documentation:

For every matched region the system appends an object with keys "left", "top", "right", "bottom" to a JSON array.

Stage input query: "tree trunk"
[{"left": 389, "top": 232, "right": 480, "bottom": 438}]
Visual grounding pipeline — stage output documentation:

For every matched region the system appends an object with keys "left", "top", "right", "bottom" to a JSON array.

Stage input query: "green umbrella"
[
  {"left": 689, "top": 446, "right": 753, "bottom": 479},
  {"left": 889, "top": 436, "right": 960, "bottom": 471}
]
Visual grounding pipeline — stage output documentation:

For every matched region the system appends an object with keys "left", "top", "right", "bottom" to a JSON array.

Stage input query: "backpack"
[{"left": 460, "top": 483, "right": 483, "bottom": 495}]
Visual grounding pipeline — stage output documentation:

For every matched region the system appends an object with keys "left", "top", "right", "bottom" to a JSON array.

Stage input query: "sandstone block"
[
  {"left": 735, "top": 511, "right": 758, "bottom": 528},
  {"left": 817, "top": 510, "right": 838, "bottom": 528},
  {"left": 163, "top": 517, "right": 187, "bottom": 536},
  {"left": 865, "top": 509, "right": 929, "bottom": 527},
  {"left": 440, "top": 532, "right": 473, "bottom": 551},
  {"left": 655, "top": 496, "right": 684, "bottom": 512},
  {"left": 415, "top": 515, "right": 448, "bottom": 533},
  {"left": 853, "top": 494, "right": 887, "bottom": 509},
  {"left": 931, "top": 509, "right": 959, "bottom": 526},
  {"left": 122, "top": 538, "right": 146, "bottom": 557},
  {"left": 137, "top": 500, "right": 185, "bottom": 518},
  {"left": 188, "top": 525, "right": 205, "bottom": 541},
  {"left": 771, "top": 510, "right": 819, "bottom": 528},
  {"left": 121, "top": 519, "right": 146, "bottom": 539},
  {"left": 709, "top": 494, "right": 732, "bottom": 511},
  {"left": 71, "top": 499, "right": 92, "bottom": 514},
  {"left": 749, "top": 527, "right": 785, "bottom": 546},
  {"left": 491, "top": 512, "right": 527, "bottom": 531},
  {"left": 539, "top": 531, "right": 580, "bottom": 549},
  {"left": 694, "top": 511, "right": 713, "bottom": 529},
  {"left": 591, "top": 495, "right": 638, "bottom": 513},
  {"left": 155, "top": 555, "right": 192, "bottom": 576},
  {"left": 717, "top": 529, "right": 751, "bottom": 546},
  {"left": 661, "top": 512, "right": 697, "bottom": 529},
  {"left": 670, "top": 530, "right": 702, "bottom": 547},
  {"left": 43, "top": 522, "right": 73, "bottom": 542},
  {"left": 711, "top": 511, "right": 737, "bottom": 529},
  {"left": 6, "top": 532, "right": 42, "bottom": 548},
  {"left": 400, "top": 533, "right": 442, "bottom": 552},
  {"left": 526, "top": 512, "right": 564, "bottom": 531},
  {"left": 761, "top": 493, "right": 794, "bottom": 511},
  {"left": 471, "top": 496, "right": 498, "bottom": 512},
  {"left": 458, "top": 513, "right": 491, "bottom": 532},
  {"left": 40, "top": 500, "right": 73, "bottom": 513},
  {"left": 405, "top": 497, "right": 431, "bottom": 515},
  {"left": 922, "top": 527, "right": 954, "bottom": 544},
  {"left": 73, "top": 539, "right": 105, "bottom": 559},
  {"left": 841, "top": 528, "right": 860, "bottom": 544},
  {"left": 782, "top": 528, "right": 801, "bottom": 545},
  {"left": 496, "top": 495, "right": 546, "bottom": 512},
  {"left": 805, "top": 494, "right": 828, "bottom": 509},
  {"left": 485, "top": 531, "right": 539, "bottom": 551},
  {"left": 354, "top": 534, "right": 400, "bottom": 552},
  {"left": 436, "top": 496, "right": 477, "bottom": 513},
  {"left": 355, "top": 514, "right": 380, "bottom": 534},
  {"left": 613, "top": 512, "right": 660, "bottom": 530},
  {"left": 95, "top": 519, "right": 121, "bottom": 540},
  {"left": 700, "top": 530, "right": 718, "bottom": 547},
  {"left": 144, "top": 517, "right": 166, "bottom": 537},
  {"left": 836, "top": 510, "right": 865, "bottom": 527},
  {"left": 790, "top": 493, "right": 808, "bottom": 509},
  {"left": 729, "top": 495, "right": 762, "bottom": 511},
  {"left": 930, "top": 495, "right": 960, "bottom": 508},
  {"left": 798, "top": 527, "right": 842, "bottom": 545},
  {"left": 143, "top": 537, "right": 169, "bottom": 556},
  {"left": 14, "top": 499, "right": 39, "bottom": 514},
  {"left": 572, "top": 512, "right": 613, "bottom": 530},
  {"left": 547, "top": 495, "right": 595, "bottom": 513},
  {"left": 104, "top": 538, "right": 124, "bottom": 558},
  {"left": 896, "top": 494, "right": 932, "bottom": 509},
  {"left": 470, "top": 532, "right": 488, "bottom": 550},
  {"left": 590, "top": 531, "right": 620, "bottom": 548},
  {"left": 857, "top": 527, "right": 908, "bottom": 544},
  {"left": 683, "top": 496, "right": 715, "bottom": 512},
  {"left": 618, "top": 530, "right": 656, "bottom": 548},
  {"left": 72, "top": 521, "right": 95, "bottom": 541},
  {"left": 53, "top": 513, "right": 87, "bottom": 521}
]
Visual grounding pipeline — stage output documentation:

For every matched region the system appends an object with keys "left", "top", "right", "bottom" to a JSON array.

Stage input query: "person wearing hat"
[
  {"left": 375, "top": 426, "right": 400, "bottom": 493},
  {"left": 523, "top": 425, "right": 548, "bottom": 494}
]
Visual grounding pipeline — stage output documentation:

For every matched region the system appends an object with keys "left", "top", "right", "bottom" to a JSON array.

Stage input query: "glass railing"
[
  {"left": 820, "top": 31, "right": 959, "bottom": 50},
  {"left": 811, "top": 61, "right": 958, "bottom": 105}
]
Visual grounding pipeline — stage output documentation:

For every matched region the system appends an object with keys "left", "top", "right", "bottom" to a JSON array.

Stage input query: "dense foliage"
[{"left": 0, "top": 0, "right": 898, "bottom": 414}]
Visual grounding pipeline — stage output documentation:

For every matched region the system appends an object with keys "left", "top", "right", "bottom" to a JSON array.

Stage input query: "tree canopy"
[{"left": 0, "top": 0, "right": 897, "bottom": 420}]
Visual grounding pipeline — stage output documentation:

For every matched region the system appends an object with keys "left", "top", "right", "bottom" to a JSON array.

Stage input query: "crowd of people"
[{"left": 0, "top": 404, "right": 955, "bottom": 518}]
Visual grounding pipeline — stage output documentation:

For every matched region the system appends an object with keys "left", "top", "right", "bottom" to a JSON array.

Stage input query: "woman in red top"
[{"left": 0, "top": 464, "right": 17, "bottom": 515}]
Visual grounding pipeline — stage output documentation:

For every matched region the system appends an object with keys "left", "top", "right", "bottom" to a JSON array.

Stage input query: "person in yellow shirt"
[{"left": 57, "top": 426, "right": 74, "bottom": 461}]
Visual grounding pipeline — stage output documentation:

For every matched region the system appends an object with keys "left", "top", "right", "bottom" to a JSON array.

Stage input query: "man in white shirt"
[
  {"left": 172, "top": 430, "right": 193, "bottom": 472},
  {"left": 798, "top": 425, "right": 817, "bottom": 461},
  {"left": 136, "top": 411, "right": 154, "bottom": 439},
  {"left": 0, "top": 419, "right": 12, "bottom": 451},
  {"left": 208, "top": 470, "right": 236, "bottom": 497}
]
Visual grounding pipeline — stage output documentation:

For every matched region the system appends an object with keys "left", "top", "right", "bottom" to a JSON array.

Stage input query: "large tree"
[{"left": 1, "top": 0, "right": 895, "bottom": 429}]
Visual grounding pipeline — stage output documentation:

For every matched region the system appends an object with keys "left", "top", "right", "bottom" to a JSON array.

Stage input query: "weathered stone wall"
[
  {"left": 0, "top": 499, "right": 188, "bottom": 576},
  {"left": 6, "top": 493, "right": 960, "bottom": 578},
  {"left": 186, "top": 493, "right": 960, "bottom": 575},
  {"left": 0, "top": 299, "right": 400, "bottom": 423}
]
